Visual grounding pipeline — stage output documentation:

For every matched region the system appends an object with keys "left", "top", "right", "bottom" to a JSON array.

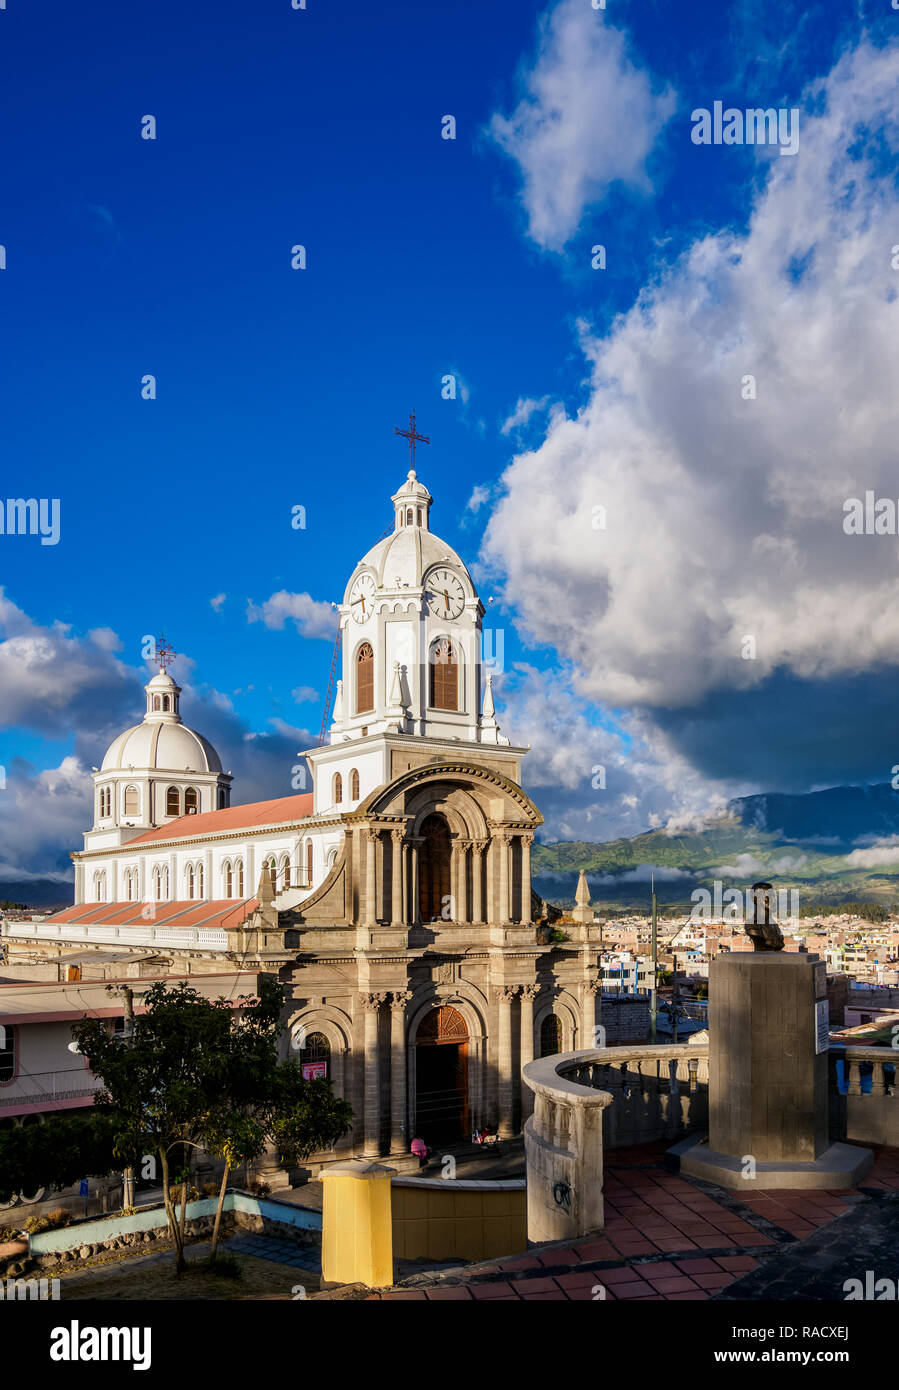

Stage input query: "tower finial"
[
  {"left": 394, "top": 409, "right": 430, "bottom": 478},
  {"left": 154, "top": 634, "right": 177, "bottom": 674}
]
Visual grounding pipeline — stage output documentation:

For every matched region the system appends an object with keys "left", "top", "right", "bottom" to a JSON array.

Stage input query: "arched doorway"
[
  {"left": 419, "top": 814, "right": 452, "bottom": 922},
  {"left": 414, "top": 1004, "right": 468, "bottom": 1146}
]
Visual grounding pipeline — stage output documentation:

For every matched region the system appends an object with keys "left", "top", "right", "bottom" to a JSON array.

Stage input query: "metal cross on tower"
[
  {"left": 154, "top": 634, "right": 177, "bottom": 673},
  {"left": 395, "top": 410, "right": 430, "bottom": 476}
]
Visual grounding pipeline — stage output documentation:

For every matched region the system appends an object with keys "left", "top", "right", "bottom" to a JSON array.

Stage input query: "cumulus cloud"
[
  {"left": 481, "top": 42, "right": 899, "bottom": 789},
  {"left": 501, "top": 396, "right": 551, "bottom": 435},
  {"left": 709, "top": 854, "right": 766, "bottom": 878},
  {"left": 844, "top": 838, "right": 899, "bottom": 869},
  {"left": 496, "top": 663, "right": 739, "bottom": 841},
  {"left": 488, "top": 0, "right": 676, "bottom": 250},
  {"left": 246, "top": 591, "right": 338, "bottom": 641},
  {"left": 210, "top": 593, "right": 226, "bottom": 613}
]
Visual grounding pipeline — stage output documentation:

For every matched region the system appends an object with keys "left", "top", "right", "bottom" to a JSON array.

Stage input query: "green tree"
[{"left": 72, "top": 976, "right": 352, "bottom": 1273}]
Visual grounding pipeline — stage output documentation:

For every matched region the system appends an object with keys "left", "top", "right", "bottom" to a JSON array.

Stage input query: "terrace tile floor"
[{"left": 364, "top": 1141, "right": 899, "bottom": 1301}]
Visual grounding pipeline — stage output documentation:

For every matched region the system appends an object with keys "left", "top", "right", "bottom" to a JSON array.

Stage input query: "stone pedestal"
[{"left": 674, "top": 952, "right": 872, "bottom": 1190}]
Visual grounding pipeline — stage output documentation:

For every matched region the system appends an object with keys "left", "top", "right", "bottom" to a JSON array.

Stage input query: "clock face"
[
  {"left": 349, "top": 573, "right": 376, "bottom": 623},
  {"left": 426, "top": 568, "right": 465, "bottom": 621}
]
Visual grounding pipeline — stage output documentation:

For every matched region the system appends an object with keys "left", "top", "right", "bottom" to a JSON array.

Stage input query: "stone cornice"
[{"left": 71, "top": 815, "right": 340, "bottom": 861}]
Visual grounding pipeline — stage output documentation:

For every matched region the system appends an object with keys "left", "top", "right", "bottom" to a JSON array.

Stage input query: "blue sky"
[{"left": 2, "top": 0, "right": 899, "bottom": 883}]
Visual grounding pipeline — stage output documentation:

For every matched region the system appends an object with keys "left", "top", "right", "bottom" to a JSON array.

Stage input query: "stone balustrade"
[
  {"left": 564, "top": 1043, "right": 710, "bottom": 1149},
  {"left": 829, "top": 1044, "right": 899, "bottom": 1147}
]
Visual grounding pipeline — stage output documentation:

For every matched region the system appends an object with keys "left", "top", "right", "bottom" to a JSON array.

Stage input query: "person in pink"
[{"left": 410, "top": 1137, "right": 429, "bottom": 1168}]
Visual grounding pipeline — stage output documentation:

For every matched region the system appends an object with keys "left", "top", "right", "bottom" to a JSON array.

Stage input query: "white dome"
[
  {"left": 346, "top": 470, "right": 475, "bottom": 598},
  {"left": 101, "top": 720, "right": 223, "bottom": 774}
]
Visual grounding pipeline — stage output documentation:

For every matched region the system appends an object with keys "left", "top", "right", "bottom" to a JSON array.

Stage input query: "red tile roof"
[
  {"left": 124, "top": 793, "right": 314, "bottom": 847},
  {"left": 42, "top": 899, "right": 258, "bottom": 930}
]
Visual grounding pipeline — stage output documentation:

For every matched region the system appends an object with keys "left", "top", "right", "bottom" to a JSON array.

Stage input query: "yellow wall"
[{"left": 391, "top": 1183, "right": 527, "bottom": 1263}]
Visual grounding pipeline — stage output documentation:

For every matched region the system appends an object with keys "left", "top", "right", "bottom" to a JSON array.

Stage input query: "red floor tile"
[
  {"left": 537, "top": 1247, "right": 581, "bottom": 1268},
  {"left": 666, "top": 1290, "right": 710, "bottom": 1300},
  {"left": 674, "top": 1257, "right": 721, "bottom": 1274},
  {"left": 614, "top": 1282, "right": 658, "bottom": 1299},
  {"left": 648, "top": 1275, "right": 700, "bottom": 1294},
  {"left": 693, "top": 1272, "right": 736, "bottom": 1290},
  {"left": 716, "top": 1256, "right": 759, "bottom": 1271},
  {"left": 601, "top": 1265, "right": 648, "bottom": 1285},
  {"left": 557, "top": 1270, "right": 606, "bottom": 1291},
  {"left": 571, "top": 1239, "right": 619, "bottom": 1261},
  {"left": 424, "top": 1287, "right": 474, "bottom": 1300},
  {"left": 508, "top": 1276, "right": 561, "bottom": 1295},
  {"left": 470, "top": 1282, "right": 519, "bottom": 1299}
]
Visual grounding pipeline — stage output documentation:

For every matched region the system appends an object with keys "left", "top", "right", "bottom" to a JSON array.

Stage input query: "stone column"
[
  {"left": 401, "top": 842, "right": 410, "bottom": 925},
  {"left": 361, "top": 993, "right": 385, "bottom": 1157},
  {"left": 471, "top": 842, "right": 484, "bottom": 923},
  {"left": 457, "top": 841, "right": 469, "bottom": 924},
  {"left": 582, "top": 982, "right": 601, "bottom": 1050},
  {"left": 497, "top": 833, "right": 511, "bottom": 925},
  {"left": 410, "top": 838, "right": 421, "bottom": 926},
  {"left": 520, "top": 834, "right": 534, "bottom": 924},
  {"left": 520, "top": 985, "right": 538, "bottom": 1118},
  {"left": 495, "top": 986, "right": 519, "bottom": 1137},
  {"left": 390, "top": 830, "right": 404, "bottom": 928},
  {"left": 389, "top": 990, "right": 411, "bottom": 1153},
  {"left": 364, "top": 828, "right": 378, "bottom": 929}
]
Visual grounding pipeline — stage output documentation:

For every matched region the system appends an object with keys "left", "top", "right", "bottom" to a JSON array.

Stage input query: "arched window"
[
  {"left": 184, "top": 787, "right": 199, "bottom": 814},
  {"left": 406, "top": 508, "right": 413, "bottom": 525},
  {"left": 166, "top": 786, "right": 181, "bottom": 817},
  {"left": 429, "top": 639, "right": 458, "bottom": 711},
  {"left": 540, "top": 1014, "right": 563, "bottom": 1058},
  {"left": 196, "top": 863, "right": 204, "bottom": 898},
  {"left": 279, "top": 854, "right": 291, "bottom": 889},
  {"left": 356, "top": 643, "right": 374, "bottom": 713},
  {"left": 264, "top": 856, "right": 277, "bottom": 890},
  {"left": 298, "top": 1031, "right": 331, "bottom": 1080},
  {"left": 306, "top": 839, "right": 313, "bottom": 884},
  {"left": 235, "top": 859, "right": 244, "bottom": 896},
  {"left": 123, "top": 785, "right": 139, "bottom": 816},
  {"left": 333, "top": 772, "right": 343, "bottom": 804},
  {"left": 162, "top": 695, "right": 170, "bottom": 711},
  {"left": 153, "top": 696, "right": 161, "bottom": 711},
  {"left": 417, "top": 508, "right": 422, "bottom": 526},
  {"left": 0, "top": 1025, "right": 16, "bottom": 1084},
  {"left": 94, "top": 871, "right": 105, "bottom": 903},
  {"left": 102, "top": 787, "right": 111, "bottom": 817},
  {"left": 124, "top": 871, "right": 133, "bottom": 902},
  {"left": 186, "top": 864, "right": 195, "bottom": 898},
  {"left": 217, "top": 786, "right": 227, "bottom": 809},
  {"left": 350, "top": 768, "right": 360, "bottom": 800},
  {"left": 223, "top": 860, "right": 233, "bottom": 896}
]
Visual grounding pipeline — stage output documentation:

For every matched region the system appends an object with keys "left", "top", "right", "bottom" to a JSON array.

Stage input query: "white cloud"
[
  {"left": 844, "top": 838, "right": 899, "bottom": 869},
  {"left": 291, "top": 685, "right": 318, "bottom": 705},
  {"left": 246, "top": 591, "right": 338, "bottom": 641},
  {"left": 466, "top": 485, "right": 493, "bottom": 514},
  {"left": 482, "top": 43, "right": 899, "bottom": 715},
  {"left": 488, "top": 0, "right": 676, "bottom": 251},
  {"left": 501, "top": 396, "right": 551, "bottom": 435},
  {"left": 210, "top": 593, "right": 226, "bottom": 613},
  {"left": 709, "top": 854, "right": 766, "bottom": 878}
]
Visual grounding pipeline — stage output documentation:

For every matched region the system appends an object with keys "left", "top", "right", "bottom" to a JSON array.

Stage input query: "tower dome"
[{"left": 88, "top": 661, "right": 232, "bottom": 848}]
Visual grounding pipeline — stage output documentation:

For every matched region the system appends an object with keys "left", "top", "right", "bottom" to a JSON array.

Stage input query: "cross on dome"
[{"left": 394, "top": 410, "right": 429, "bottom": 479}]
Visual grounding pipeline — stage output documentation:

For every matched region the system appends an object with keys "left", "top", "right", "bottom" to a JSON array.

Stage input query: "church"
[{"left": 10, "top": 449, "right": 604, "bottom": 1170}]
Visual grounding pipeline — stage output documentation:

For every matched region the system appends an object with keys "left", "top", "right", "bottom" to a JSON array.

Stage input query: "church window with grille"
[
  {"left": 166, "top": 786, "right": 180, "bottom": 817},
  {"left": 350, "top": 768, "right": 360, "bottom": 800},
  {"left": 235, "top": 859, "right": 244, "bottom": 896},
  {"left": 540, "top": 1013, "right": 563, "bottom": 1057},
  {"left": 224, "top": 861, "right": 233, "bottom": 896},
  {"left": 299, "top": 1031, "right": 330, "bottom": 1081},
  {"left": 306, "top": 839, "right": 314, "bottom": 884},
  {"left": 334, "top": 772, "right": 343, "bottom": 804},
  {"left": 123, "top": 785, "right": 139, "bottom": 816},
  {"left": 185, "top": 786, "right": 199, "bottom": 814},
  {"left": 356, "top": 643, "right": 374, "bottom": 713},
  {"left": 429, "top": 639, "right": 458, "bottom": 711}
]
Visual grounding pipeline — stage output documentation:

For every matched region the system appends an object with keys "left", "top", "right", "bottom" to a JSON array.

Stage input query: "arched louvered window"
[
  {"left": 306, "top": 839, "right": 314, "bottom": 884},
  {"left": 406, "top": 509, "right": 413, "bottom": 525},
  {"left": 224, "top": 861, "right": 233, "bottom": 896},
  {"left": 166, "top": 786, "right": 180, "bottom": 817},
  {"left": 350, "top": 768, "right": 360, "bottom": 801},
  {"left": 196, "top": 863, "right": 204, "bottom": 898},
  {"left": 184, "top": 787, "right": 199, "bottom": 814},
  {"left": 334, "top": 772, "right": 343, "bottom": 804},
  {"left": 186, "top": 864, "right": 195, "bottom": 898},
  {"left": 356, "top": 643, "right": 374, "bottom": 713},
  {"left": 235, "top": 859, "right": 244, "bottom": 896},
  {"left": 429, "top": 639, "right": 458, "bottom": 711},
  {"left": 124, "top": 785, "right": 139, "bottom": 816}
]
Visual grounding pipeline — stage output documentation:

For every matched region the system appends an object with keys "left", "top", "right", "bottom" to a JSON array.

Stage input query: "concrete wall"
[
  {"left": 28, "top": 1190, "right": 320, "bottom": 1258},
  {"left": 391, "top": 1177, "right": 525, "bottom": 1262}
]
